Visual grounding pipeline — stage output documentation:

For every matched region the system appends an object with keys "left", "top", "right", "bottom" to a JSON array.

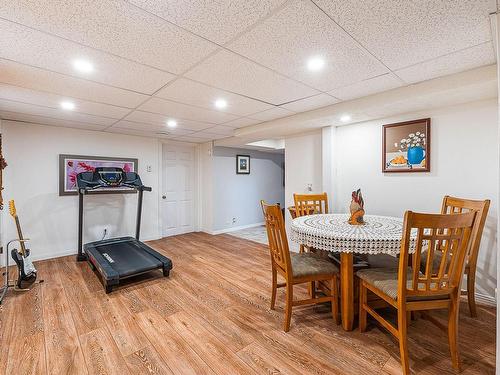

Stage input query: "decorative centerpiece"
[{"left": 348, "top": 189, "right": 365, "bottom": 225}]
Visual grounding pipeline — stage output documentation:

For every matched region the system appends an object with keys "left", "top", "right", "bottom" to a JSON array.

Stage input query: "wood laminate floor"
[{"left": 0, "top": 233, "right": 495, "bottom": 374}]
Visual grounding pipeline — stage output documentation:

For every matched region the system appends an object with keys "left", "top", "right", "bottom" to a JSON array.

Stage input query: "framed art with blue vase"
[{"left": 382, "top": 118, "right": 430, "bottom": 173}]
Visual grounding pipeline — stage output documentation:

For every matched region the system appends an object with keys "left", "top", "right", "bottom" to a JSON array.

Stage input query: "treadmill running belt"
[{"left": 87, "top": 240, "right": 163, "bottom": 278}]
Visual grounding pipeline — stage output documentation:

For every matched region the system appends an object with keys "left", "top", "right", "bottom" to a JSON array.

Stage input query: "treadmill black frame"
[
  {"left": 76, "top": 184, "right": 148, "bottom": 261},
  {"left": 75, "top": 168, "right": 172, "bottom": 293}
]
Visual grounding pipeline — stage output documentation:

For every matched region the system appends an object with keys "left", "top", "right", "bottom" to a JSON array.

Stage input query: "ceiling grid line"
[
  {"left": 0, "top": 15, "right": 180, "bottom": 77},
  {"left": 309, "top": 0, "right": 406, "bottom": 85},
  {"left": 0, "top": 97, "right": 124, "bottom": 122},
  {"left": 0, "top": 0, "right": 496, "bottom": 143}
]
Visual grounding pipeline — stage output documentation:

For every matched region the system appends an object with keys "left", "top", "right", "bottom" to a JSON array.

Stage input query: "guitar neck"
[{"left": 14, "top": 216, "right": 26, "bottom": 256}]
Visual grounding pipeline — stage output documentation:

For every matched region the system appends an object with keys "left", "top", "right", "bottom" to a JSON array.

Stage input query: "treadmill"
[{"left": 76, "top": 167, "right": 172, "bottom": 293}]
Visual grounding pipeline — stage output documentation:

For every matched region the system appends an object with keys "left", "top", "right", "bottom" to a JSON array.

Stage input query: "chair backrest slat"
[
  {"left": 261, "top": 200, "right": 292, "bottom": 278},
  {"left": 423, "top": 228, "right": 437, "bottom": 287},
  {"left": 441, "top": 196, "right": 490, "bottom": 268},
  {"left": 293, "top": 193, "right": 329, "bottom": 218},
  {"left": 411, "top": 228, "right": 424, "bottom": 291},
  {"left": 399, "top": 211, "right": 476, "bottom": 300}
]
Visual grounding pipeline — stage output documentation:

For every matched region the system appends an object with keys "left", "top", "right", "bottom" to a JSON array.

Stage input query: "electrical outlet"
[
  {"left": 232, "top": 217, "right": 237, "bottom": 224},
  {"left": 146, "top": 165, "right": 152, "bottom": 172}
]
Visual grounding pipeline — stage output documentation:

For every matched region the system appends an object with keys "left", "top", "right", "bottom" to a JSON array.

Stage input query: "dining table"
[{"left": 290, "top": 213, "right": 415, "bottom": 331}]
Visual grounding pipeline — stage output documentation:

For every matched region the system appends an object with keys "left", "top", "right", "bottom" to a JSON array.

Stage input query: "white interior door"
[{"left": 162, "top": 144, "right": 195, "bottom": 237}]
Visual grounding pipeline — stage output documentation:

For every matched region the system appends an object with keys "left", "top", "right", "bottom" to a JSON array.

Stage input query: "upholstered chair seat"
[
  {"left": 357, "top": 267, "right": 451, "bottom": 301},
  {"left": 290, "top": 252, "right": 339, "bottom": 279}
]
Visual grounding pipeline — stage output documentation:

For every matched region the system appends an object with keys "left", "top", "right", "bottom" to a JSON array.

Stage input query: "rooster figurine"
[{"left": 348, "top": 189, "right": 365, "bottom": 225}]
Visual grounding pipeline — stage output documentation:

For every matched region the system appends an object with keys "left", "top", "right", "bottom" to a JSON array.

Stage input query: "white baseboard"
[
  {"left": 0, "top": 235, "right": 163, "bottom": 266},
  {"left": 25, "top": 248, "right": 77, "bottom": 264},
  {"left": 473, "top": 292, "right": 496, "bottom": 307},
  {"left": 211, "top": 222, "right": 265, "bottom": 235}
]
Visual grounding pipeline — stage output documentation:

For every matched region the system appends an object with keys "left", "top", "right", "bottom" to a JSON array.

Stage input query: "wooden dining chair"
[
  {"left": 421, "top": 196, "right": 490, "bottom": 317},
  {"left": 357, "top": 210, "right": 477, "bottom": 374},
  {"left": 261, "top": 200, "right": 340, "bottom": 332},
  {"left": 293, "top": 193, "right": 329, "bottom": 254},
  {"left": 293, "top": 192, "right": 329, "bottom": 218}
]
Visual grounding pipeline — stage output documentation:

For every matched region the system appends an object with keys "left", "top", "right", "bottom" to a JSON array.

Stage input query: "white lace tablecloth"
[{"left": 290, "top": 214, "right": 416, "bottom": 255}]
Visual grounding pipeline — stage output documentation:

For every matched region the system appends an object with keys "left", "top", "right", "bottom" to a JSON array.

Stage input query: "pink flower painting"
[{"left": 62, "top": 156, "right": 136, "bottom": 194}]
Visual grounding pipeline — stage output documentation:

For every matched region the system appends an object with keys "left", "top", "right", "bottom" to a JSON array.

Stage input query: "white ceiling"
[{"left": 0, "top": 0, "right": 497, "bottom": 143}]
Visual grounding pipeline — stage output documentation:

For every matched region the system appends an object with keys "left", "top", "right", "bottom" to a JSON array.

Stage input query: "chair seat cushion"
[
  {"left": 357, "top": 268, "right": 450, "bottom": 301},
  {"left": 420, "top": 250, "right": 442, "bottom": 273},
  {"left": 420, "top": 250, "right": 453, "bottom": 274},
  {"left": 366, "top": 254, "right": 399, "bottom": 268},
  {"left": 291, "top": 252, "right": 338, "bottom": 279}
]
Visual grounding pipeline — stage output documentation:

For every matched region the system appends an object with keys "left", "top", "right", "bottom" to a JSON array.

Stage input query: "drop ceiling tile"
[
  {"left": 228, "top": 0, "right": 388, "bottom": 92},
  {"left": 155, "top": 78, "right": 274, "bottom": 116},
  {"left": 0, "top": 110, "right": 107, "bottom": 131},
  {"left": 313, "top": 0, "right": 496, "bottom": 70},
  {"left": 280, "top": 94, "right": 340, "bottom": 112},
  {"left": 0, "top": 99, "right": 115, "bottom": 126},
  {"left": 0, "top": 19, "right": 175, "bottom": 94},
  {"left": 172, "top": 135, "right": 211, "bottom": 143},
  {"left": 395, "top": 43, "right": 496, "bottom": 84},
  {"left": 200, "top": 125, "right": 235, "bottom": 136},
  {"left": 249, "top": 107, "right": 295, "bottom": 121},
  {"left": 190, "top": 132, "right": 229, "bottom": 140},
  {"left": 0, "top": 59, "right": 148, "bottom": 108},
  {"left": 189, "top": 130, "right": 228, "bottom": 140},
  {"left": 112, "top": 120, "right": 194, "bottom": 136},
  {"left": 0, "top": 84, "right": 130, "bottom": 119},
  {"left": 221, "top": 117, "right": 262, "bottom": 128},
  {"left": 329, "top": 74, "right": 402, "bottom": 101},
  {"left": 105, "top": 127, "right": 169, "bottom": 139},
  {"left": 137, "top": 97, "right": 239, "bottom": 124},
  {"left": 185, "top": 50, "right": 320, "bottom": 105},
  {"left": 127, "top": 0, "right": 287, "bottom": 44},
  {"left": 0, "top": 0, "right": 217, "bottom": 73},
  {"left": 124, "top": 111, "right": 213, "bottom": 131}
]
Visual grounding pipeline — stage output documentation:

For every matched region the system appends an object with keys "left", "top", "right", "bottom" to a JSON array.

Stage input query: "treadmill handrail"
[
  {"left": 78, "top": 183, "right": 151, "bottom": 194},
  {"left": 76, "top": 169, "right": 151, "bottom": 261}
]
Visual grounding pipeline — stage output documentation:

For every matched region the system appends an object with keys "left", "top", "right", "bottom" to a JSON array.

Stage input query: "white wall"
[
  {"left": 212, "top": 146, "right": 284, "bottom": 233},
  {"left": 2, "top": 121, "right": 161, "bottom": 262},
  {"left": 197, "top": 142, "right": 214, "bottom": 233},
  {"left": 284, "top": 131, "right": 323, "bottom": 250},
  {"left": 330, "top": 99, "right": 498, "bottom": 301}
]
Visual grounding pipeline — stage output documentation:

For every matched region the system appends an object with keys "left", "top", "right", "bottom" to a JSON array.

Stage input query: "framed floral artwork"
[
  {"left": 59, "top": 154, "right": 138, "bottom": 195},
  {"left": 382, "top": 118, "right": 431, "bottom": 173}
]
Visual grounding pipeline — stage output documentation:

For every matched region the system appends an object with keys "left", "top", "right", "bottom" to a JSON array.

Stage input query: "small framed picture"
[
  {"left": 236, "top": 155, "right": 250, "bottom": 174},
  {"left": 382, "top": 118, "right": 431, "bottom": 173}
]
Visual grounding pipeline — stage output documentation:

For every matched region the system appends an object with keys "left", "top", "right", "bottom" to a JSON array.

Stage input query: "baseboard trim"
[
  {"left": 473, "top": 292, "right": 496, "bottom": 307},
  {"left": 0, "top": 235, "right": 163, "bottom": 265},
  {"left": 211, "top": 222, "right": 265, "bottom": 235}
]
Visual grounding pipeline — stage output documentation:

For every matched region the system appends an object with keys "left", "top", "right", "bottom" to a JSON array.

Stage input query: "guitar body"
[
  {"left": 8, "top": 200, "right": 38, "bottom": 289},
  {"left": 11, "top": 248, "right": 37, "bottom": 289}
]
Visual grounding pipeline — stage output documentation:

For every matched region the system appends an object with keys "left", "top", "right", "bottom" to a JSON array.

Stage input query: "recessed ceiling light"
[
  {"left": 166, "top": 119, "right": 177, "bottom": 128},
  {"left": 307, "top": 56, "right": 325, "bottom": 72},
  {"left": 214, "top": 98, "right": 227, "bottom": 109},
  {"left": 72, "top": 59, "right": 94, "bottom": 73},
  {"left": 60, "top": 101, "right": 75, "bottom": 110},
  {"left": 340, "top": 114, "right": 351, "bottom": 122}
]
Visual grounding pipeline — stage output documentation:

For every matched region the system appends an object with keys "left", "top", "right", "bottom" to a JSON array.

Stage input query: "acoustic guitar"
[{"left": 8, "top": 200, "right": 37, "bottom": 289}]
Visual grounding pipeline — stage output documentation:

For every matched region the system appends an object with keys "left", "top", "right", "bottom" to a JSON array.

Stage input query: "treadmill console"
[
  {"left": 98, "top": 168, "right": 124, "bottom": 186},
  {"left": 76, "top": 167, "right": 150, "bottom": 193}
]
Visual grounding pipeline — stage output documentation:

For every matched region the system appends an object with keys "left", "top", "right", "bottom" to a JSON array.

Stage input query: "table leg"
[{"left": 340, "top": 252, "right": 354, "bottom": 331}]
